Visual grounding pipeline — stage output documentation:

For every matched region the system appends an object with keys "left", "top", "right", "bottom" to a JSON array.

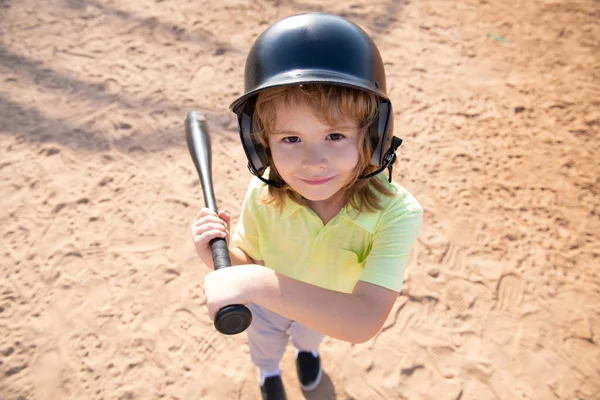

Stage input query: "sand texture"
[{"left": 1, "top": 0, "right": 599, "bottom": 399}]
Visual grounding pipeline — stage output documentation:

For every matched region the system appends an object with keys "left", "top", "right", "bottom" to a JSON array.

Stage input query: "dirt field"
[{"left": 1, "top": 0, "right": 599, "bottom": 399}]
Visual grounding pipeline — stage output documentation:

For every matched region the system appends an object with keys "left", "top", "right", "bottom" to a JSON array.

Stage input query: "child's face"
[{"left": 268, "top": 98, "right": 360, "bottom": 204}]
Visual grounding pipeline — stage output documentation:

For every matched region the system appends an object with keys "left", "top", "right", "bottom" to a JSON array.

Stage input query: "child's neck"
[{"left": 305, "top": 193, "right": 346, "bottom": 225}]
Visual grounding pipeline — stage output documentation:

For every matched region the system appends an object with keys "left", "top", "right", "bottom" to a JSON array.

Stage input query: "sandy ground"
[{"left": 1, "top": 0, "right": 599, "bottom": 399}]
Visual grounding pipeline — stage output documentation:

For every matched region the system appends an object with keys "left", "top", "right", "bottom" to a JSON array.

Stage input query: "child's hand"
[{"left": 191, "top": 208, "right": 230, "bottom": 270}]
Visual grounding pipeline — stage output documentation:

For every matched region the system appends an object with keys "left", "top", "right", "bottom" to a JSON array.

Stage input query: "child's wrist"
[
  {"left": 243, "top": 264, "right": 275, "bottom": 306},
  {"left": 200, "top": 254, "right": 215, "bottom": 270}
]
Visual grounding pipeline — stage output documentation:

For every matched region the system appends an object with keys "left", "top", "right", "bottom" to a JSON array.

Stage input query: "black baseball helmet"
[{"left": 230, "top": 12, "right": 401, "bottom": 183}]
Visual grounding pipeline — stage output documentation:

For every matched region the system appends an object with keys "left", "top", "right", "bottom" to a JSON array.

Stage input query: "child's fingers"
[
  {"left": 194, "top": 207, "right": 217, "bottom": 221},
  {"left": 192, "top": 221, "right": 229, "bottom": 236},
  {"left": 191, "top": 221, "right": 226, "bottom": 231},
  {"left": 191, "top": 209, "right": 230, "bottom": 248},
  {"left": 194, "top": 208, "right": 230, "bottom": 225},
  {"left": 193, "top": 228, "right": 228, "bottom": 244},
  {"left": 193, "top": 214, "right": 227, "bottom": 229},
  {"left": 192, "top": 220, "right": 229, "bottom": 239},
  {"left": 218, "top": 210, "right": 230, "bottom": 222}
]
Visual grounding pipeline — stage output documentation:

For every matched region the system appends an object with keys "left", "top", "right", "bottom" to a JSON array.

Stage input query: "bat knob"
[{"left": 214, "top": 304, "right": 253, "bottom": 335}]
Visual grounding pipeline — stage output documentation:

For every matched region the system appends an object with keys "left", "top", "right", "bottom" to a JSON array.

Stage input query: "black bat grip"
[
  {"left": 209, "top": 237, "right": 231, "bottom": 270},
  {"left": 185, "top": 111, "right": 252, "bottom": 335}
]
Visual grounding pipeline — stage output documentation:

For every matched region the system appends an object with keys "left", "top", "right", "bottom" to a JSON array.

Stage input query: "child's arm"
[
  {"left": 228, "top": 246, "right": 264, "bottom": 266},
  {"left": 203, "top": 264, "right": 397, "bottom": 343}
]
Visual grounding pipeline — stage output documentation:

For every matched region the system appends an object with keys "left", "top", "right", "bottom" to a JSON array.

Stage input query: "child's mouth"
[{"left": 301, "top": 177, "right": 334, "bottom": 185}]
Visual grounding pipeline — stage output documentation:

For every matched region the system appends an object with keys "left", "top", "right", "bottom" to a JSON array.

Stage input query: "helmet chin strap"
[
  {"left": 360, "top": 136, "right": 403, "bottom": 183},
  {"left": 247, "top": 164, "right": 282, "bottom": 188}
]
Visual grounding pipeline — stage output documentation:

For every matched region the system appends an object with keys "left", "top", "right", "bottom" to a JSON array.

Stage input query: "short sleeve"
[
  {"left": 231, "top": 179, "right": 263, "bottom": 262},
  {"left": 359, "top": 195, "right": 423, "bottom": 292}
]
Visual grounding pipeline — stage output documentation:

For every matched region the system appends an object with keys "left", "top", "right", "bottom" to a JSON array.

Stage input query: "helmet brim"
[{"left": 229, "top": 69, "right": 389, "bottom": 115}]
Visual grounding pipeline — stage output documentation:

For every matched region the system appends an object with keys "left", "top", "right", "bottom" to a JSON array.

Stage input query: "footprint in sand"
[
  {"left": 155, "top": 325, "right": 186, "bottom": 360},
  {"left": 495, "top": 273, "right": 524, "bottom": 313},
  {"left": 558, "top": 326, "right": 600, "bottom": 392},
  {"left": 459, "top": 360, "right": 496, "bottom": 400},
  {"left": 161, "top": 308, "right": 223, "bottom": 363},
  {"left": 439, "top": 243, "right": 468, "bottom": 275},
  {"left": 427, "top": 345, "right": 461, "bottom": 379},
  {"left": 483, "top": 273, "right": 525, "bottom": 346},
  {"left": 442, "top": 278, "right": 478, "bottom": 315},
  {"left": 373, "top": 302, "right": 427, "bottom": 384}
]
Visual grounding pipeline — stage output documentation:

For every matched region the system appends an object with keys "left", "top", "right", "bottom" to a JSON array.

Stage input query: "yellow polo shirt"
[{"left": 231, "top": 174, "right": 423, "bottom": 293}]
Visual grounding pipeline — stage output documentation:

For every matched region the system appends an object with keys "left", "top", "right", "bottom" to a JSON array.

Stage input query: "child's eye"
[
  {"left": 282, "top": 136, "right": 300, "bottom": 143},
  {"left": 327, "top": 133, "right": 345, "bottom": 141}
]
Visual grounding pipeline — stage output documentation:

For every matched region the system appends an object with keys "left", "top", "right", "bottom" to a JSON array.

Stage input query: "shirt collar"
[
  {"left": 281, "top": 196, "right": 378, "bottom": 234},
  {"left": 282, "top": 197, "right": 304, "bottom": 218},
  {"left": 341, "top": 206, "right": 378, "bottom": 234}
]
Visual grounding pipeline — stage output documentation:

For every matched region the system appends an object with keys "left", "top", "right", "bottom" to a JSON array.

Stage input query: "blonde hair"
[{"left": 252, "top": 84, "right": 395, "bottom": 212}]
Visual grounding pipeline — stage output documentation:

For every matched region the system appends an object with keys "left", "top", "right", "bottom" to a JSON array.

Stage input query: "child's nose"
[{"left": 301, "top": 146, "right": 327, "bottom": 170}]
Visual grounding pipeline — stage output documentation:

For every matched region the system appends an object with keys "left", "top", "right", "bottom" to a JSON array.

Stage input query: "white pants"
[{"left": 247, "top": 303, "right": 324, "bottom": 371}]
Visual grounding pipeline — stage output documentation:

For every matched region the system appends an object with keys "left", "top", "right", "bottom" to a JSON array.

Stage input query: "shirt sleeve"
[
  {"left": 359, "top": 194, "right": 423, "bottom": 292},
  {"left": 231, "top": 178, "right": 263, "bottom": 262}
]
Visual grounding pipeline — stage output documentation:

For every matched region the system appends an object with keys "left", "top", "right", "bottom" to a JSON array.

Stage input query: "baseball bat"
[{"left": 185, "top": 111, "right": 252, "bottom": 335}]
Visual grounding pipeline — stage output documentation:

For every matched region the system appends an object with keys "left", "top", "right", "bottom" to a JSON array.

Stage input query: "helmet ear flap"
[
  {"left": 369, "top": 100, "right": 393, "bottom": 167},
  {"left": 238, "top": 97, "right": 270, "bottom": 176}
]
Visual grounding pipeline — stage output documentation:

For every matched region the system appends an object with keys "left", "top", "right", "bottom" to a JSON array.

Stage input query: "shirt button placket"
[{"left": 317, "top": 228, "right": 327, "bottom": 242}]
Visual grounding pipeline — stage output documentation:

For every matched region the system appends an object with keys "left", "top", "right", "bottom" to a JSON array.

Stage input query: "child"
[{"left": 191, "top": 12, "right": 423, "bottom": 400}]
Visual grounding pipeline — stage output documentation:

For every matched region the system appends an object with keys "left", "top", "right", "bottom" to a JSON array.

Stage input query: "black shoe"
[
  {"left": 260, "top": 375, "right": 287, "bottom": 400},
  {"left": 295, "top": 351, "right": 323, "bottom": 391}
]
